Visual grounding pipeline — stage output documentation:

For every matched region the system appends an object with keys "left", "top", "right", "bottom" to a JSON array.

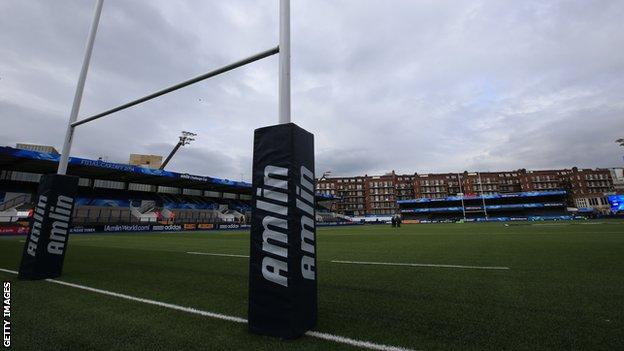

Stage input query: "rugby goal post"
[{"left": 17, "top": 0, "right": 317, "bottom": 339}]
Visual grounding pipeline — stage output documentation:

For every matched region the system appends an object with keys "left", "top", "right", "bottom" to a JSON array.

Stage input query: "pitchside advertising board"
[
  {"left": 68, "top": 223, "right": 244, "bottom": 233},
  {"left": 18, "top": 174, "right": 78, "bottom": 280},
  {"left": 248, "top": 123, "right": 317, "bottom": 339}
]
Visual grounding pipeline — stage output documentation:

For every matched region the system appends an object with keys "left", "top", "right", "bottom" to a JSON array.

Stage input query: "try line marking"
[
  {"left": 0, "top": 268, "right": 414, "bottom": 351},
  {"left": 187, "top": 251, "right": 510, "bottom": 270},
  {"left": 331, "top": 260, "right": 510, "bottom": 270},
  {"left": 185, "top": 252, "right": 509, "bottom": 270}
]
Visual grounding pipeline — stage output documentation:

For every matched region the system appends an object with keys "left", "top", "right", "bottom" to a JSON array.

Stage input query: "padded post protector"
[
  {"left": 18, "top": 174, "right": 79, "bottom": 280},
  {"left": 248, "top": 123, "right": 317, "bottom": 338}
]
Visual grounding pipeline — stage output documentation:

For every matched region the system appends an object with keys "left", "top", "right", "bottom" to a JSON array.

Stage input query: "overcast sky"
[{"left": 1, "top": 0, "right": 623, "bottom": 181}]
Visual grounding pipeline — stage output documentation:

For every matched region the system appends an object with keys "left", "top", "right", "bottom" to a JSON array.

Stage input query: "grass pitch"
[{"left": 1, "top": 221, "right": 623, "bottom": 350}]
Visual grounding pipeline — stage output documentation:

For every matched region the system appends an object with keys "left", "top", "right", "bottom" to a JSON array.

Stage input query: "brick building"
[
  {"left": 317, "top": 175, "right": 366, "bottom": 214},
  {"left": 316, "top": 167, "right": 617, "bottom": 216}
]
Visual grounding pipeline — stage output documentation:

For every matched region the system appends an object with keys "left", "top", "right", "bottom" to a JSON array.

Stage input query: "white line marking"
[
  {"left": 529, "top": 223, "right": 571, "bottom": 226},
  {"left": 186, "top": 251, "right": 249, "bottom": 258},
  {"left": 185, "top": 252, "right": 507, "bottom": 271},
  {"left": 306, "top": 331, "right": 415, "bottom": 351},
  {"left": 331, "top": 260, "right": 509, "bottom": 270},
  {"left": 0, "top": 267, "right": 414, "bottom": 351},
  {"left": 0, "top": 269, "right": 245, "bottom": 324},
  {"left": 47, "top": 279, "right": 248, "bottom": 323}
]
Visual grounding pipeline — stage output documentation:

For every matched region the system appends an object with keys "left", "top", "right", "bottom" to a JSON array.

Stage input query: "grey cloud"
[{"left": 316, "top": 148, "right": 391, "bottom": 177}]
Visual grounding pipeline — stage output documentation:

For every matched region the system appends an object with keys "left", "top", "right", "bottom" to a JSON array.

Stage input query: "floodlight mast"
[
  {"left": 278, "top": 0, "right": 291, "bottom": 125},
  {"left": 319, "top": 170, "right": 332, "bottom": 181},
  {"left": 159, "top": 131, "right": 197, "bottom": 170},
  {"left": 57, "top": 0, "right": 104, "bottom": 175}
]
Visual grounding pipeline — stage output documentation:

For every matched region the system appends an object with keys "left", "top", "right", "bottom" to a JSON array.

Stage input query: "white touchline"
[
  {"left": 186, "top": 252, "right": 249, "bottom": 258},
  {"left": 50, "top": 279, "right": 248, "bottom": 323},
  {"left": 331, "top": 260, "right": 510, "bottom": 270},
  {"left": 0, "top": 267, "right": 415, "bottom": 351},
  {"left": 306, "top": 331, "right": 415, "bottom": 351}
]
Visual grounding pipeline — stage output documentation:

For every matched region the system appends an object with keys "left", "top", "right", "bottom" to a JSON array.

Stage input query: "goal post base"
[
  {"left": 248, "top": 123, "right": 317, "bottom": 339},
  {"left": 18, "top": 174, "right": 79, "bottom": 280}
]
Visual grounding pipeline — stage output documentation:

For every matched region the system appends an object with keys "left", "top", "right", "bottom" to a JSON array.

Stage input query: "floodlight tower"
[
  {"left": 159, "top": 131, "right": 197, "bottom": 170},
  {"left": 319, "top": 170, "right": 332, "bottom": 181}
]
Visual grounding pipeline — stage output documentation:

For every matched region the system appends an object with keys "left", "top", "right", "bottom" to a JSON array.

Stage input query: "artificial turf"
[{"left": 1, "top": 221, "right": 623, "bottom": 350}]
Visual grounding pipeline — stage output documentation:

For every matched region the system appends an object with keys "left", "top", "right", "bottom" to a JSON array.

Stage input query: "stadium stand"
[
  {"left": 398, "top": 190, "right": 571, "bottom": 222},
  {"left": 0, "top": 145, "right": 345, "bottom": 231},
  {"left": 0, "top": 193, "right": 32, "bottom": 223},
  {"left": 316, "top": 208, "right": 351, "bottom": 223}
]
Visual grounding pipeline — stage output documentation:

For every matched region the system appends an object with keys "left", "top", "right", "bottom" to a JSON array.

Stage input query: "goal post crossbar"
[{"left": 71, "top": 46, "right": 280, "bottom": 128}]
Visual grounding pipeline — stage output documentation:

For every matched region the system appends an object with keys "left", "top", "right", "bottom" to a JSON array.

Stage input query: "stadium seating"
[
  {"left": 66, "top": 192, "right": 252, "bottom": 226},
  {"left": 72, "top": 205, "right": 134, "bottom": 224},
  {"left": 169, "top": 208, "right": 219, "bottom": 224},
  {"left": 0, "top": 193, "right": 32, "bottom": 223},
  {"left": 3, "top": 188, "right": 338, "bottom": 227},
  {"left": 316, "top": 209, "right": 351, "bottom": 223}
]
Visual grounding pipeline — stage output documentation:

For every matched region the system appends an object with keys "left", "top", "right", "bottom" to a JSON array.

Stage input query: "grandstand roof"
[
  {"left": 0, "top": 146, "right": 342, "bottom": 201},
  {"left": 0, "top": 146, "right": 251, "bottom": 194}
]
